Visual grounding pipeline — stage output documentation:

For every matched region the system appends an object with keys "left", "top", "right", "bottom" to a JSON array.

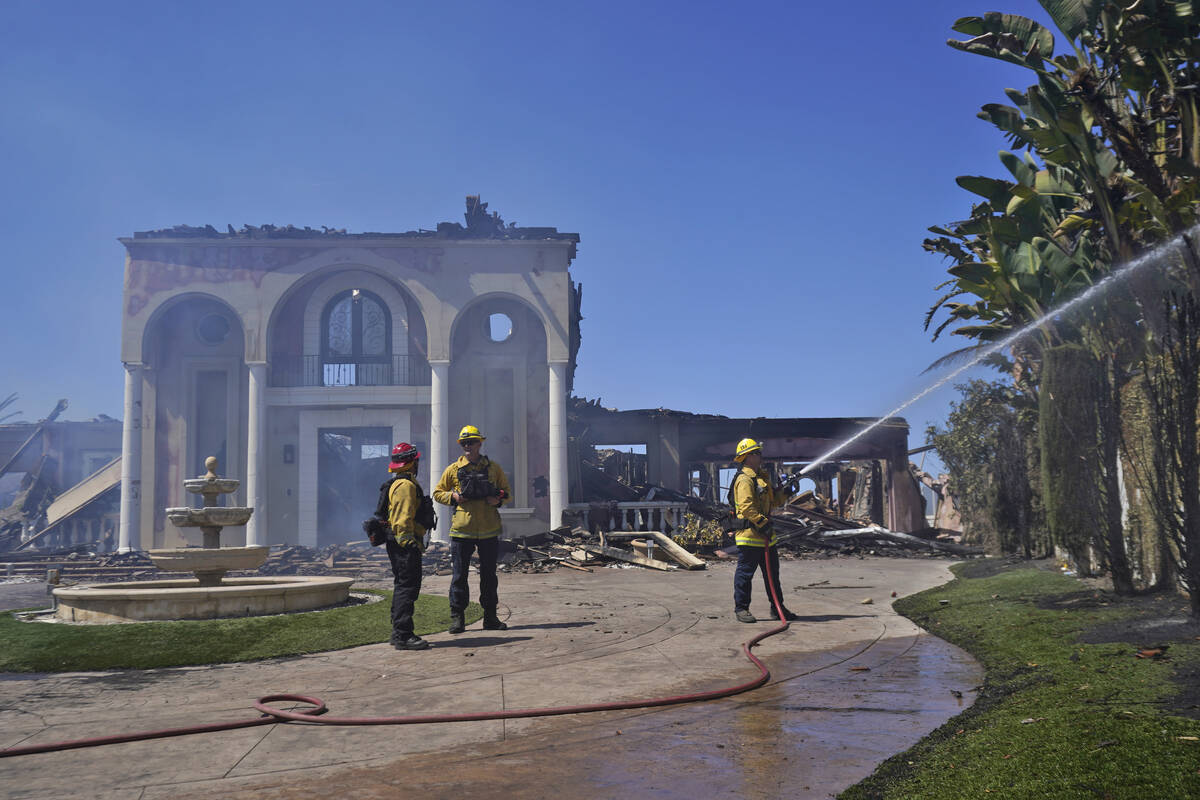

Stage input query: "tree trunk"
[
  {"left": 1177, "top": 346, "right": 1200, "bottom": 617},
  {"left": 1137, "top": 293, "right": 1200, "bottom": 615},
  {"left": 1100, "top": 361, "right": 1135, "bottom": 595},
  {"left": 1040, "top": 345, "right": 1103, "bottom": 574}
]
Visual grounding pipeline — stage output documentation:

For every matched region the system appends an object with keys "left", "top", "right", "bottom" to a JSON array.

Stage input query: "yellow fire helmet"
[
  {"left": 734, "top": 437, "right": 762, "bottom": 462},
  {"left": 457, "top": 424, "right": 486, "bottom": 442}
]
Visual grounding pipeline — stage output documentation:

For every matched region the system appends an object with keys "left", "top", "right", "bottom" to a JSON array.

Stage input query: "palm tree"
[{"left": 0, "top": 393, "right": 20, "bottom": 424}]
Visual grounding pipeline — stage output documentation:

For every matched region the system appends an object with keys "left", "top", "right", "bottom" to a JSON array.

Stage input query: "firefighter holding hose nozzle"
[{"left": 730, "top": 438, "right": 799, "bottom": 623}]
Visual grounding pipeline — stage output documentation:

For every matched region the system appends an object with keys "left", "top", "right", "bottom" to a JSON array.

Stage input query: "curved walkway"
[{"left": 0, "top": 557, "right": 982, "bottom": 799}]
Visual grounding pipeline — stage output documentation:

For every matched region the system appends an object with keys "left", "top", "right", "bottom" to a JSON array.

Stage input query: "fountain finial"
[{"left": 205, "top": 456, "right": 219, "bottom": 478}]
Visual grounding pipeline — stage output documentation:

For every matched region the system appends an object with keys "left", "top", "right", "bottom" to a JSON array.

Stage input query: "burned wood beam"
[
  {"left": 642, "top": 531, "right": 705, "bottom": 570},
  {"left": 578, "top": 543, "right": 672, "bottom": 571},
  {"left": 598, "top": 531, "right": 704, "bottom": 568},
  {"left": 0, "top": 399, "right": 68, "bottom": 481}
]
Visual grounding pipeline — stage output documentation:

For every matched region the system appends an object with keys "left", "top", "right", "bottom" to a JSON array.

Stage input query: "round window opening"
[
  {"left": 488, "top": 313, "right": 513, "bottom": 343},
  {"left": 195, "top": 313, "right": 232, "bottom": 345}
]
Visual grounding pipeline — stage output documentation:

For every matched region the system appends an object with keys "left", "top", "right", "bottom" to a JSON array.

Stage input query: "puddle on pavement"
[
  {"left": 556, "top": 635, "right": 981, "bottom": 798},
  {"left": 242, "top": 632, "right": 985, "bottom": 800}
]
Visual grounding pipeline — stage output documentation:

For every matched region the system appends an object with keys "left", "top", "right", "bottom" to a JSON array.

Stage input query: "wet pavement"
[{"left": 0, "top": 557, "right": 983, "bottom": 799}]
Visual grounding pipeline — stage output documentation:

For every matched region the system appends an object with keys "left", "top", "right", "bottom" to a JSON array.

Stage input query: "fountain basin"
[
  {"left": 147, "top": 545, "right": 269, "bottom": 577},
  {"left": 53, "top": 576, "right": 355, "bottom": 623},
  {"left": 165, "top": 507, "right": 254, "bottom": 528},
  {"left": 148, "top": 545, "right": 269, "bottom": 586},
  {"left": 182, "top": 477, "right": 240, "bottom": 495}
]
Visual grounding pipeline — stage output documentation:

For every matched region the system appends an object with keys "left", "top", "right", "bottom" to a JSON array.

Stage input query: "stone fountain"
[
  {"left": 54, "top": 458, "right": 353, "bottom": 623},
  {"left": 155, "top": 456, "right": 267, "bottom": 586}
]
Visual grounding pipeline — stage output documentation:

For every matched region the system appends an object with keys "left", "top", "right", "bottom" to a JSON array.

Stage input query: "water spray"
[{"left": 797, "top": 230, "right": 1197, "bottom": 477}]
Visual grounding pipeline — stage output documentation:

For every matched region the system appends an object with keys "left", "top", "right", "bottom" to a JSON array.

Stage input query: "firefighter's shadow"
[
  {"left": 505, "top": 621, "right": 594, "bottom": 631},
  {"left": 786, "top": 614, "right": 874, "bottom": 623},
  {"left": 434, "top": 635, "right": 534, "bottom": 648}
]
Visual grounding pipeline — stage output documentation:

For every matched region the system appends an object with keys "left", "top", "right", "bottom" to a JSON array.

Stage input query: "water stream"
[{"left": 797, "top": 229, "right": 1197, "bottom": 477}]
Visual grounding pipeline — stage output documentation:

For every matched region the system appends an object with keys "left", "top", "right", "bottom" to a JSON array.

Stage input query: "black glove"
[
  {"left": 721, "top": 514, "right": 754, "bottom": 533},
  {"left": 363, "top": 517, "right": 389, "bottom": 547}
]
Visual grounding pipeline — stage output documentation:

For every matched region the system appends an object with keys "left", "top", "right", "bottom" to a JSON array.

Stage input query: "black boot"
[
  {"left": 393, "top": 635, "right": 430, "bottom": 651},
  {"left": 448, "top": 611, "right": 466, "bottom": 634},
  {"left": 482, "top": 611, "right": 507, "bottom": 631}
]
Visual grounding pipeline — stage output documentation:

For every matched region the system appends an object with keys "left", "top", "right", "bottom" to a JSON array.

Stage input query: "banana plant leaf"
[
  {"left": 1036, "top": 0, "right": 1102, "bottom": 41},
  {"left": 952, "top": 13, "right": 1056, "bottom": 58},
  {"left": 957, "top": 175, "right": 1017, "bottom": 206}
]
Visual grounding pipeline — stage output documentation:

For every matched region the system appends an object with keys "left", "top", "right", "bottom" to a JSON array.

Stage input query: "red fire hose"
[{"left": 1, "top": 548, "right": 789, "bottom": 758}]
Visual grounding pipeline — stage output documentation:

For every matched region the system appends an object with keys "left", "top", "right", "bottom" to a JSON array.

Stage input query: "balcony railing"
[
  {"left": 269, "top": 355, "right": 432, "bottom": 387},
  {"left": 567, "top": 501, "right": 689, "bottom": 533}
]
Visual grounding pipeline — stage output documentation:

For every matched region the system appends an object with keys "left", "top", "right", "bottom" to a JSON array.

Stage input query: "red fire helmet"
[{"left": 389, "top": 442, "right": 421, "bottom": 468}]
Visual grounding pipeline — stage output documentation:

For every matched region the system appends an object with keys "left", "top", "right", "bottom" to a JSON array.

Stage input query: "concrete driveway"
[
  {"left": 0, "top": 556, "right": 981, "bottom": 799},
  {"left": 0, "top": 580, "right": 52, "bottom": 614}
]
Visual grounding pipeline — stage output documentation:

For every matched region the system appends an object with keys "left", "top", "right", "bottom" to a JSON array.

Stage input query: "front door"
[{"left": 316, "top": 426, "right": 392, "bottom": 547}]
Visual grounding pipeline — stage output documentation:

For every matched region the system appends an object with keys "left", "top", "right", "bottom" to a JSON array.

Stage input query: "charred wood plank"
[{"left": 578, "top": 543, "right": 672, "bottom": 571}]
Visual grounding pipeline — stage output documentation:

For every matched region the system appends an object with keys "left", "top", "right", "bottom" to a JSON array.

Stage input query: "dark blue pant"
[
  {"left": 734, "top": 545, "right": 782, "bottom": 612},
  {"left": 386, "top": 539, "right": 423, "bottom": 641},
  {"left": 449, "top": 536, "right": 499, "bottom": 614}
]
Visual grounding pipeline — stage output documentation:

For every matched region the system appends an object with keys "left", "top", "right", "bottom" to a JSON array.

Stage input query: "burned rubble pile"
[
  {"left": 1, "top": 466, "right": 976, "bottom": 584},
  {"left": 254, "top": 543, "right": 392, "bottom": 578},
  {"left": 0, "top": 549, "right": 159, "bottom": 583},
  {"left": 495, "top": 460, "right": 981, "bottom": 575},
  {"left": 1, "top": 492, "right": 978, "bottom": 585},
  {"left": 257, "top": 542, "right": 469, "bottom": 579},
  {"left": 756, "top": 504, "right": 981, "bottom": 560}
]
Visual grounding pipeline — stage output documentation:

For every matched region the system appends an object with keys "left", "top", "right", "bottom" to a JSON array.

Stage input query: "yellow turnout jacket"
[
  {"left": 433, "top": 455, "right": 510, "bottom": 538},
  {"left": 732, "top": 465, "right": 783, "bottom": 547},
  {"left": 388, "top": 473, "right": 427, "bottom": 551}
]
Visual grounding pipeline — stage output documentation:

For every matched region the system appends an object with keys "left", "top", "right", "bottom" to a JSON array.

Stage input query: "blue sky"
[{"left": 0, "top": 0, "right": 1055, "bottom": 471}]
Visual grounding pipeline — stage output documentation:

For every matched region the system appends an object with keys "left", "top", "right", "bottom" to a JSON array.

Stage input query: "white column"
[
  {"left": 118, "top": 363, "right": 143, "bottom": 553},
  {"left": 548, "top": 360, "right": 569, "bottom": 530},
  {"left": 430, "top": 360, "right": 451, "bottom": 543},
  {"left": 245, "top": 362, "right": 267, "bottom": 547}
]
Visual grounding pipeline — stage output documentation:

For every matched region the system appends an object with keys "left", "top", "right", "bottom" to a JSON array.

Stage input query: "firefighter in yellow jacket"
[
  {"left": 385, "top": 442, "right": 431, "bottom": 650},
  {"left": 433, "top": 425, "right": 512, "bottom": 634},
  {"left": 731, "top": 438, "right": 799, "bottom": 623}
]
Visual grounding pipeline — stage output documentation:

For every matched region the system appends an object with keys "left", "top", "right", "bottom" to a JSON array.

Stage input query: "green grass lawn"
[
  {"left": 0, "top": 592, "right": 481, "bottom": 672},
  {"left": 841, "top": 562, "right": 1200, "bottom": 800}
]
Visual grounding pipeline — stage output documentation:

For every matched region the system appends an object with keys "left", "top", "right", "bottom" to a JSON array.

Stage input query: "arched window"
[{"left": 321, "top": 289, "right": 391, "bottom": 385}]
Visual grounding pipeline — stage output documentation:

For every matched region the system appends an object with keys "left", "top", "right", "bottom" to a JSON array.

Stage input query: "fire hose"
[{"left": 0, "top": 545, "right": 789, "bottom": 759}]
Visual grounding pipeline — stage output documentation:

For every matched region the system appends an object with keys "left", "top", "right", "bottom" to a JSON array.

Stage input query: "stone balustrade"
[{"left": 568, "top": 501, "right": 688, "bottom": 533}]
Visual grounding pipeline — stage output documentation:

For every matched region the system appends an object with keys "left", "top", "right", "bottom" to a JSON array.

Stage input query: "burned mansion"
[
  {"left": 57, "top": 197, "right": 926, "bottom": 558},
  {"left": 117, "top": 198, "right": 581, "bottom": 550}
]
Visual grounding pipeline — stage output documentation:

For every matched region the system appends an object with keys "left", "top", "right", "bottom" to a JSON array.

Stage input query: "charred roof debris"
[{"left": 0, "top": 400, "right": 123, "bottom": 558}]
